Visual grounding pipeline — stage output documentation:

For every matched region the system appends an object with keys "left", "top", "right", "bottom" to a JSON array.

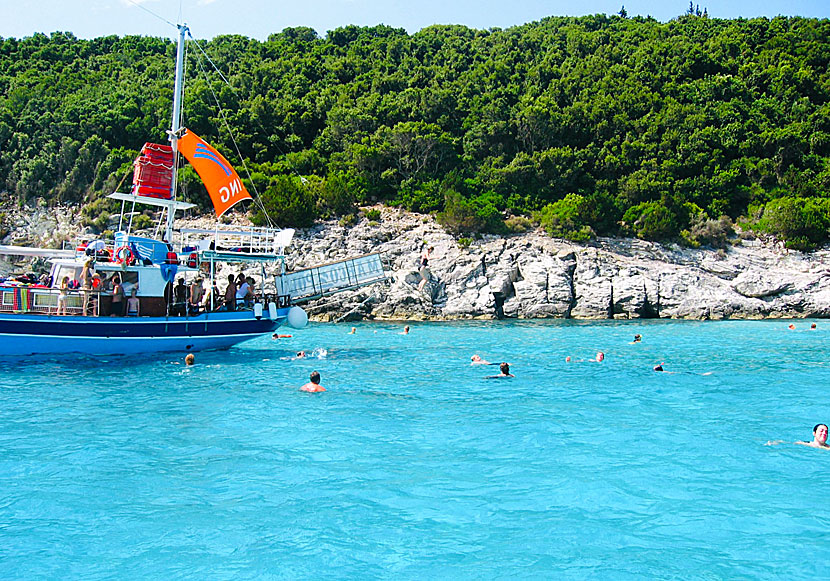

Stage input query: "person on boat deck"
[
  {"left": 300, "top": 370, "right": 326, "bottom": 392},
  {"left": 172, "top": 277, "right": 188, "bottom": 316},
  {"left": 110, "top": 275, "right": 124, "bottom": 317},
  {"left": 206, "top": 280, "right": 221, "bottom": 311},
  {"left": 796, "top": 424, "right": 829, "bottom": 449},
  {"left": 235, "top": 273, "right": 252, "bottom": 308},
  {"left": 56, "top": 276, "right": 70, "bottom": 316},
  {"left": 126, "top": 288, "right": 140, "bottom": 317},
  {"left": 80, "top": 260, "right": 94, "bottom": 316},
  {"left": 223, "top": 274, "right": 237, "bottom": 311},
  {"left": 189, "top": 278, "right": 204, "bottom": 316}
]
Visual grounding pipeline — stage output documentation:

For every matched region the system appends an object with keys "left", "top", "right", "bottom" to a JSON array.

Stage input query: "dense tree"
[{"left": 1, "top": 14, "right": 829, "bottom": 245}]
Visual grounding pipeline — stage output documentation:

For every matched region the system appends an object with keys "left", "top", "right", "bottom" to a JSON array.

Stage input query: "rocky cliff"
[{"left": 287, "top": 207, "right": 830, "bottom": 322}]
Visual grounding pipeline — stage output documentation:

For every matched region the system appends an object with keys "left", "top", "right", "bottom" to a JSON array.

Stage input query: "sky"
[{"left": 2, "top": 0, "right": 829, "bottom": 41}]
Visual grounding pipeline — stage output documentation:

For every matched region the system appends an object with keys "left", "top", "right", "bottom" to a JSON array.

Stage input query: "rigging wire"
[
  {"left": 122, "top": 0, "right": 177, "bottom": 31},
  {"left": 187, "top": 31, "right": 277, "bottom": 228}
]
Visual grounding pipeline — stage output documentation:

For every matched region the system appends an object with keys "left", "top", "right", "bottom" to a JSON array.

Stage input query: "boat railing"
[
  {"left": 0, "top": 285, "right": 111, "bottom": 317},
  {"left": 178, "top": 227, "right": 295, "bottom": 256}
]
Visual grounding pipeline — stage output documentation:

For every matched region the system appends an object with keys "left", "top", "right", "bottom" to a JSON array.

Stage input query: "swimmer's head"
[
  {"left": 309, "top": 370, "right": 321, "bottom": 385},
  {"left": 471, "top": 355, "right": 481, "bottom": 362},
  {"left": 788, "top": 324, "right": 795, "bottom": 330},
  {"left": 633, "top": 334, "right": 641, "bottom": 342},
  {"left": 653, "top": 364, "right": 663, "bottom": 372},
  {"left": 500, "top": 362, "right": 510, "bottom": 375},
  {"left": 565, "top": 356, "right": 571, "bottom": 362},
  {"left": 814, "top": 424, "right": 828, "bottom": 444},
  {"left": 296, "top": 351, "right": 306, "bottom": 358},
  {"left": 185, "top": 353, "right": 195, "bottom": 366},
  {"left": 811, "top": 323, "right": 817, "bottom": 329},
  {"left": 596, "top": 351, "right": 605, "bottom": 362}
]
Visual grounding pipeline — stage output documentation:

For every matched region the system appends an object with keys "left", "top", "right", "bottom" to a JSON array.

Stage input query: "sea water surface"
[{"left": 1, "top": 320, "right": 828, "bottom": 579}]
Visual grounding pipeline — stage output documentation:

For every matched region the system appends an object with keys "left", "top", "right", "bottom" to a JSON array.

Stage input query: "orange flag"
[{"left": 177, "top": 129, "right": 252, "bottom": 217}]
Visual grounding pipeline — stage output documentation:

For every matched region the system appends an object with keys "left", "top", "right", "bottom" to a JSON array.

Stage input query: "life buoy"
[{"left": 115, "top": 246, "right": 135, "bottom": 265}]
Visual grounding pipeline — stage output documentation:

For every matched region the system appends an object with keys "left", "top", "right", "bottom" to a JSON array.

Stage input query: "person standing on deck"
[{"left": 224, "top": 274, "right": 237, "bottom": 311}]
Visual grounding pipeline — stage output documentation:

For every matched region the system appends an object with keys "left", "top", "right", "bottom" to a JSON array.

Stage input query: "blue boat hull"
[{"left": 0, "top": 311, "right": 286, "bottom": 355}]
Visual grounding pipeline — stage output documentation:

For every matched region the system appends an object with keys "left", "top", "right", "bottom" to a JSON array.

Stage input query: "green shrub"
[
  {"left": 365, "top": 208, "right": 381, "bottom": 221},
  {"left": 339, "top": 213, "right": 357, "bottom": 227},
  {"left": 505, "top": 215, "right": 535, "bottom": 234},
  {"left": 437, "top": 190, "right": 506, "bottom": 235},
  {"left": 621, "top": 201, "right": 678, "bottom": 241},
  {"left": 251, "top": 175, "right": 318, "bottom": 228},
  {"left": 536, "top": 193, "right": 595, "bottom": 241},
  {"left": 759, "top": 197, "right": 830, "bottom": 250},
  {"left": 681, "top": 214, "right": 734, "bottom": 248}
]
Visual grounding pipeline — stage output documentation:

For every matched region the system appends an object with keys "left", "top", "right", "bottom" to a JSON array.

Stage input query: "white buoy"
[
  {"left": 253, "top": 303, "right": 263, "bottom": 320},
  {"left": 286, "top": 306, "right": 308, "bottom": 329},
  {"left": 268, "top": 302, "right": 277, "bottom": 319}
]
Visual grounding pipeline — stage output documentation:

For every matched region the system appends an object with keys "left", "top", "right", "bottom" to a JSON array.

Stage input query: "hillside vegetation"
[{"left": 1, "top": 12, "right": 829, "bottom": 248}]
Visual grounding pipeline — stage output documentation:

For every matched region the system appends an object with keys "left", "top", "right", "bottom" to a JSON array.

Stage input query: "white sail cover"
[{"left": 276, "top": 253, "right": 387, "bottom": 302}]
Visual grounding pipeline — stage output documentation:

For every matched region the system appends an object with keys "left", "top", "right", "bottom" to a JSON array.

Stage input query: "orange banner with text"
[{"left": 178, "top": 129, "right": 252, "bottom": 218}]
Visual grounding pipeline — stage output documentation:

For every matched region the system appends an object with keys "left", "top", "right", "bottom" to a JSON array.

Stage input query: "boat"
[{"left": 0, "top": 24, "right": 387, "bottom": 356}]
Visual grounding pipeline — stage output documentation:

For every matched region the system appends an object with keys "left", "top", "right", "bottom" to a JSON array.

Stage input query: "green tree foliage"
[
  {"left": 759, "top": 196, "right": 830, "bottom": 250},
  {"left": 1, "top": 15, "right": 829, "bottom": 245},
  {"left": 250, "top": 175, "right": 316, "bottom": 228},
  {"left": 537, "top": 193, "right": 595, "bottom": 241}
]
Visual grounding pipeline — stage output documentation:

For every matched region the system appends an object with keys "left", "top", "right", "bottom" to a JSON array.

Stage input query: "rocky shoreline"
[
  {"left": 289, "top": 207, "right": 830, "bottom": 322},
  {"left": 3, "top": 204, "right": 829, "bottom": 321}
]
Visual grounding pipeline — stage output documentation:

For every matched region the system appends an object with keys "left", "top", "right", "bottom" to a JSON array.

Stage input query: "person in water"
[
  {"left": 471, "top": 354, "right": 494, "bottom": 365},
  {"left": 631, "top": 334, "right": 642, "bottom": 343},
  {"left": 300, "top": 370, "right": 326, "bottom": 392},
  {"left": 402, "top": 326, "right": 410, "bottom": 335},
  {"left": 796, "top": 424, "right": 829, "bottom": 449},
  {"left": 592, "top": 351, "right": 605, "bottom": 362},
  {"left": 185, "top": 353, "right": 195, "bottom": 366},
  {"left": 348, "top": 327, "right": 356, "bottom": 334},
  {"left": 487, "top": 362, "right": 514, "bottom": 378}
]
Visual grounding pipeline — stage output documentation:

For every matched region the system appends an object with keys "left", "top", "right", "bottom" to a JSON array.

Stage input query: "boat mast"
[{"left": 166, "top": 23, "right": 189, "bottom": 243}]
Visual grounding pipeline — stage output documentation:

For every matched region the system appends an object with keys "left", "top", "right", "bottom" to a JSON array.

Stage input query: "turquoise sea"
[{"left": 1, "top": 320, "right": 828, "bottom": 579}]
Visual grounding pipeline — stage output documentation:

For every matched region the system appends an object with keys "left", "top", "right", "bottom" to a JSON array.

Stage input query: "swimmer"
[
  {"left": 486, "top": 362, "right": 514, "bottom": 378},
  {"left": 810, "top": 323, "right": 817, "bottom": 330},
  {"left": 653, "top": 363, "right": 664, "bottom": 372},
  {"left": 591, "top": 351, "right": 605, "bottom": 362},
  {"left": 471, "top": 354, "right": 494, "bottom": 365},
  {"left": 795, "top": 424, "right": 829, "bottom": 449},
  {"left": 565, "top": 356, "right": 571, "bottom": 362},
  {"left": 402, "top": 326, "right": 410, "bottom": 335},
  {"left": 296, "top": 351, "right": 307, "bottom": 358},
  {"left": 631, "top": 334, "right": 642, "bottom": 343},
  {"left": 300, "top": 370, "right": 326, "bottom": 392},
  {"left": 272, "top": 333, "right": 292, "bottom": 339},
  {"left": 348, "top": 327, "right": 356, "bottom": 334},
  {"left": 788, "top": 323, "right": 795, "bottom": 330},
  {"left": 185, "top": 353, "right": 195, "bottom": 366}
]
